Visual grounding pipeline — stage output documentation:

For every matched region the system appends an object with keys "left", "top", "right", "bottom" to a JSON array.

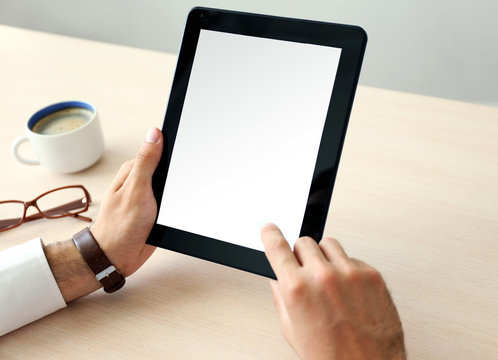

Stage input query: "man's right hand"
[{"left": 261, "top": 223, "right": 406, "bottom": 360}]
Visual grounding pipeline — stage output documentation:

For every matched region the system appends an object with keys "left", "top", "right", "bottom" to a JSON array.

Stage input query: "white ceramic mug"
[{"left": 12, "top": 101, "right": 105, "bottom": 173}]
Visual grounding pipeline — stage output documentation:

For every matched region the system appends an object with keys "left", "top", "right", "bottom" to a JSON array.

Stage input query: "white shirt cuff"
[{"left": 0, "top": 238, "right": 67, "bottom": 336}]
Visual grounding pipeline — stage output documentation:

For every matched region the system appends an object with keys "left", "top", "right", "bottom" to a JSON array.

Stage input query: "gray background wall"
[{"left": 1, "top": 0, "right": 497, "bottom": 106}]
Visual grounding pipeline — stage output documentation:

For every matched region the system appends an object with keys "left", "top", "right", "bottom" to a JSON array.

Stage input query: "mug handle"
[{"left": 11, "top": 135, "right": 40, "bottom": 165}]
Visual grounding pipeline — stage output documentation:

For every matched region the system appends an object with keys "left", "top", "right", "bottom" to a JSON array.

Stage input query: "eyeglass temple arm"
[
  {"left": 0, "top": 218, "right": 22, "bottom": 229},
  {"left": 0, "top": 212, "right": 47, "bottom": 228},
  {"left": 73, "top": 213, "right": 92, "bottom": 222}
]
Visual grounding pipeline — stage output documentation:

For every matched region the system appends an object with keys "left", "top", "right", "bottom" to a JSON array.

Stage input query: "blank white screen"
[{"left": 157, "top": 30, "right": 341, "bottom": 251}]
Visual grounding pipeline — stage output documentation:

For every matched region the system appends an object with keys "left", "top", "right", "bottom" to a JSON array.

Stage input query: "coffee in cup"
[
  {"left": 12, "top": 101, "right": 105, "bottom": 173},
  {"left": 31, "top": 107, "right": 94, "bottom": 135}
]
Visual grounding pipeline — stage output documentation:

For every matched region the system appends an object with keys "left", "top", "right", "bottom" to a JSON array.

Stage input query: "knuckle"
[
  {"left": 365, "top": 266, "right": 384, "bottom": 284},
  {"left": 117, "top": 160, "right": 134, "bottom": 176},
  {"left": 322, "top": 236, "right": 337, "bottom": 243},
  {"left": 322, "top": 236, "right": 338, "bottom": 245},
  {"left": 136, "top": 149, "right": 153, "bottom": 164},
  {"left": 122, "top": 159, "right": 134, "bottom": 168},
  {"left": 292, "top": 238, "right": 303, "bottom": 251},
  {"left": 314, "top": 264, "right": 337, "bottom": 285},
  {"left": 301, "top": 236, "right": 316, "bottom": 244},
  {"left": 294, "top": 236, "right": 314, "bottom": 249},
  {"left": 315, "top": 263, "right": 337, "bottom": 283},
  {"left": 284, "top": 275, "right": 306, "bottom": 300},
  {"left": 342, "top": 263, "right": 361, "bottom": 283},
  {"left": 312, "top": 265, "right": 340, "bottom": 297},
  {"left": 267, "top": 238, "right": 286, "bottom": 254}
]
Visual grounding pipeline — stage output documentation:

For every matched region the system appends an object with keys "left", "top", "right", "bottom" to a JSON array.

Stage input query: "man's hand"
[
  {"left": 261, "top": 223, "right": 406, "bottom": 360},
  {"left": 91, "top": 127, "right": 163, "bottom": 277},
  {"left": 45, "top": 128, "right": 163, "bottom": 302}
]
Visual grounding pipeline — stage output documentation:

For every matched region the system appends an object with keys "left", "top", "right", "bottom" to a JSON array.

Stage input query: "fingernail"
[
  {"left": 145, "top": 128, "right": 159, "bottom": 143},
  {"left": 262, "top": 223, "right": 276, "bottom": 230}
]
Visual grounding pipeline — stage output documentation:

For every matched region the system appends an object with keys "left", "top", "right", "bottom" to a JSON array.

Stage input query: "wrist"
[
  {"left": 43, "top": 240, "right": 101, "bottom": 303},
  {"left": 89, "top": 223, "right": 128, "bottom": 275},
  {"left": 89, "top": 220, "right": 156, "bottom": 278},
  {"left": 72, "top": 227, "right": 126, "bottom": 293}
]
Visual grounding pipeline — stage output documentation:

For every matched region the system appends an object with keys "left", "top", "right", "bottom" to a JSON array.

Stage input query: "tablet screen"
[{"left": 156, "top": 29, "right": 341, "bottom": 251}]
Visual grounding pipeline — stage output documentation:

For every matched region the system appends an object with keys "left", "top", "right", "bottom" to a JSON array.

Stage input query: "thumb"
[{"left": 130, "top": 127, "right": 164, "bottom": 185}]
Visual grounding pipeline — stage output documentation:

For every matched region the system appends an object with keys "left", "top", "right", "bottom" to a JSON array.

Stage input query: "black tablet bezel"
[{"left": 147, "top": 7, "right": 367, "bottom": 279}]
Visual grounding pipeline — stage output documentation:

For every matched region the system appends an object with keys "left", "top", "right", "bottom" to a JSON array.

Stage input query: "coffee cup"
[{"left": 12, "top": 101, "right": 104, "bottom": 173}]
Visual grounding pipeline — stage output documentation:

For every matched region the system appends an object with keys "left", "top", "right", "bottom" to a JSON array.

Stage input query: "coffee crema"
[{"left": 32, "top": 107, "right": 94, "bottom": 135}]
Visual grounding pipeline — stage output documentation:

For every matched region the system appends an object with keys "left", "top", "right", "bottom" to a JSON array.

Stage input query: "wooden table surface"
[{"left": 0, "top": 25, "right": 497, "bottom": 359}]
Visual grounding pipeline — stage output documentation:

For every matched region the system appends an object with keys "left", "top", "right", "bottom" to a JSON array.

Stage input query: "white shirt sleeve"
[{"left": 0, "top": 238, "right": 67, "bottom": 336}]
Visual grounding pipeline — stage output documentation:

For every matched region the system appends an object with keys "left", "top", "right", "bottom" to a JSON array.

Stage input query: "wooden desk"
[{"left": 0, "top": 25, "right": 497, "bottom": 359}]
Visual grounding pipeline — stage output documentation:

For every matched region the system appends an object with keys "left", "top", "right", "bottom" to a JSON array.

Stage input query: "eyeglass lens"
[
  {"left": 0, "top": 201, "right": 25, "bottom": 230},
  {"left": 37, "top": 187, "right": 88, "bottom": 218}
]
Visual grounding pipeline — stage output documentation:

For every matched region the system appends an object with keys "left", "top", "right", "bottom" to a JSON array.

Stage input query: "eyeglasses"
[{"left": 0, "top": 185, "right": 92, "bottom": 232}]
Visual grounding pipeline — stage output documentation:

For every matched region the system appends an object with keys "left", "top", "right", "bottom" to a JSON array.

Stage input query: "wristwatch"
[{"left": 72, "top": 227, "right": 126, "bottom": 293}]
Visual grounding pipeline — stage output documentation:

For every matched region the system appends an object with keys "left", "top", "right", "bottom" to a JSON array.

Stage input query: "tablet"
[{"left": 147, "top": 7, "right": 367, "bottom": 278}]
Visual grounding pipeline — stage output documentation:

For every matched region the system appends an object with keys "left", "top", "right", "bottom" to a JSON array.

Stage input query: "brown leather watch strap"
[{"left": 72, "top": 227, "right": 125, "bottom": 293}]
